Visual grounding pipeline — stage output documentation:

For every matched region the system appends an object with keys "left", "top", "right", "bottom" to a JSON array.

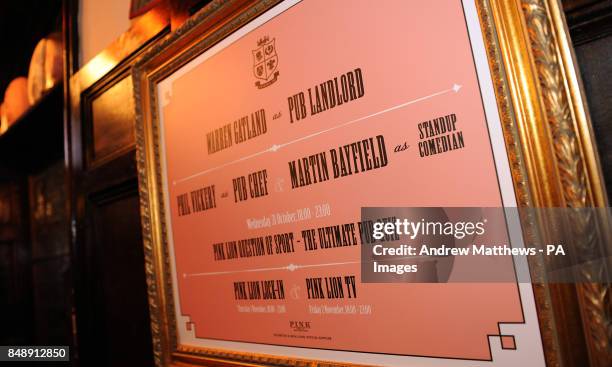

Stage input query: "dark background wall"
[
  {"left": 564, "top": 0, "right": 612, "bottom": 199},
  {"left": 0, "top": 0, "right": 69, "bottom": 351}
]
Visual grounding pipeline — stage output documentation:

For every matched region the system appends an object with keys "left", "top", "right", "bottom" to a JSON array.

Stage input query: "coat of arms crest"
[{"left": 253, "top": 36, "right": 279, "bottom": 89}]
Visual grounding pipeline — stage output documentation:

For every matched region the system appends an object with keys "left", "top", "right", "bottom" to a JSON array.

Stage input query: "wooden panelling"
[
  {"left": 68, "top": 7, "right": 170, "bottom": 364},
  {"left": 0, "top": 243, "right": 26, "bottom": 343},
  {"left": 27, "top": 161, "right": 72, "bottom": 346},
  {"left": 0, "top": 180, "right": 33, "bottom": 346},
  {"left": 90, "top": 75, "right": 136, "bottom": 165},
  {"left": 29, "top": 161, "right": 69, "bottom": 259},
  {"left": 89, "top": 186, "right": 153, "bottom": 366},
  {"left": 31, "top": 256, "right": 72, "bottom": 344}
]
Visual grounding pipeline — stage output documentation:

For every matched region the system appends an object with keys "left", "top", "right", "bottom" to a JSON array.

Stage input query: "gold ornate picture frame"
[{"left": 132, "top": 0, "right": 610, "bottom": 366}]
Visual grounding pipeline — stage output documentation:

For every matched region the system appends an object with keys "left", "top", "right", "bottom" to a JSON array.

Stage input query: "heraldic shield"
[{"left": 252, "top": 36, "right": 279, "bottom": 88}]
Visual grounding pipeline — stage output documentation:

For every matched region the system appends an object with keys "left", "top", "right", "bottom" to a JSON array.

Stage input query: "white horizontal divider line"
[
  {"left": 184, "top": 260, "right": 361, "bottom": 278},
  {"left": 183, "top": 255, "right": 445, "bottom": 278}
]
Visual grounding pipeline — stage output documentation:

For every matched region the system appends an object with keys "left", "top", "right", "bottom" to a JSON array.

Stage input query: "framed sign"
[{"left": 133, "top": 0, "right": 609, "bottom": 366}]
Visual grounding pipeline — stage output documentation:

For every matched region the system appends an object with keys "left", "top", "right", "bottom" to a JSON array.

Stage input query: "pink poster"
[{"left": 157, "top": 0, "right": 544, "bottom": 364}]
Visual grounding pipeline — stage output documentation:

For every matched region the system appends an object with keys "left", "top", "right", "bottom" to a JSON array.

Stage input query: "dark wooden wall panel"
[
  {"left": 29, "top": 161, "right": 70, "bottom": 259},
  {"left": 574, "top": 37, "right": 612, "bottom": 197},
  {"left": 28, "top": 161, "right": 72, "bottom": 346},
  {"left": 70, "top": 25, "right": 169, "bottom": 366},
  {"left": 0, "top": 180, "right": 34, "bottom": 346},
  {"left": 32, "top": 256, "right": 72, "bottom": 344},
  {"left": 0, "top": 238, "right": 32, "bottom": 344},
  {"left": 88, "top": 188, "right": 153, "bottom": 367},
  {"left": 91, "top": 75, "right": 136, "bottom": 165}
]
